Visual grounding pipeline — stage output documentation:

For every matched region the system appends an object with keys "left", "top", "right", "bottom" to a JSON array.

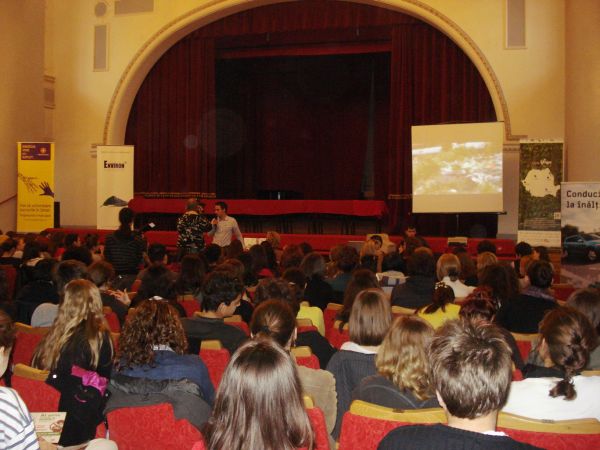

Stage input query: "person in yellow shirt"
[{"left": 417, "top": 282, "right": 460, "bottom": 329}]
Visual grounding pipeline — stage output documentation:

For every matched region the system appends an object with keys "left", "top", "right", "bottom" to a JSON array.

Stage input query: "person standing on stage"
[
  {"left": 176, "top": 198, "right": 212, "bottom": 257},
  {"left": 208, "top": 201, "right": 244, "bottom": 248}
]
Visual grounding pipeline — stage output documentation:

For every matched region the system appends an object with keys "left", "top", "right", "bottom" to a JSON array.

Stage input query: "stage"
[{"left": 128, "top": 197, "right": 388, "bottom": 234}]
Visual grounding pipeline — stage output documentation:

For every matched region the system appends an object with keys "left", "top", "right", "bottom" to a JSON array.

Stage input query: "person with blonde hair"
[
  {"left": 32, "top": 279, "right": 113, "bottom": 446},
  {"left": 476, "top": 251, "right": 498, "bottom": 277},
  {"left": 436, "top": 253, "right": 474, "bottom": 298},
  {"left": 359, "top": 239, "right": 383, "bottom": 273},
  {"left": 353, "top": 315, "right": 438, "bottom": 409}
]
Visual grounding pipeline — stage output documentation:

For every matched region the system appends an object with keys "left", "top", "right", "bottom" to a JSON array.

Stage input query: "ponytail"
[{"left": 423, "top": 282, "right": 455, "bottom": 314}]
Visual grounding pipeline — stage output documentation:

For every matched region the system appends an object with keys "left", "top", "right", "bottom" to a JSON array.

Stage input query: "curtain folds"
[{"left": 125, "top": 3, "right": 496, "bottom": 232}]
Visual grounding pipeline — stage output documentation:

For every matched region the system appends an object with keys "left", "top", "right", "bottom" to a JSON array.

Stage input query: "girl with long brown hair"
[
  {"left": 202, "top": 338, "right": 314, "bottom": 450},
  {"left": 503, "top": 307, "right": 600, "bottom": 420}
]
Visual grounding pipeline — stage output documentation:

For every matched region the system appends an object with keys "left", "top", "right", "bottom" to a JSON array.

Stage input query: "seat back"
[
  {"left": 106, "top": 403, "right": 201, "bottom": 450},
  {"left": 223, "top": 315, "right": 250, "bottom": 336},
  {"left": 497, "top": 412, "right": 600, "bottom": 450},
  {"left": 324, "top": 303, "right": 342, "bottom": 339},
  {"left": 12, "top": 323, "right": 50, "bottom": 366},
  {"left": 0, "top": 264, "right": 17, "bottom": 301},
  {"left": 11, "top": 363, "right": 60, "bottom": 412},
  {"left": 511, "top": 332, "right": 539, "bottom": 361},
  {"left": 391, "top": 305, "right": 416, "bottom": 316},
  {"left": 328, "top": 320, "right": 350, "bottom": 349},
  {"left": 307, "top": 405, "right": 331, "bottom": 450},
  {"left": 292, "top": 346, "right": 320, "bottom": 369},
  {"left": 190, "top": 406, "right": 330, "bottom": 450},
  {"left": 177, "top": 297, "right": 201, "bottom": 317},
  {"left": 199, "top": 341, "right": 231, "bottom": 389},
  {"left": 338, "top": 400, "right": 446, "bottom": 450},
  {"left": 103, "top": 306, "right": 121, "bottom": 332}
]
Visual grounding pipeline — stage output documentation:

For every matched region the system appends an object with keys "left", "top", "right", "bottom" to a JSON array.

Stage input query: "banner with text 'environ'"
[
  {"left": 560, "top": 182, "right": 600, "bottom": 288},
  {"left": 97, "top": 146, "right": 134, "bottom": 229},
  {"left": 17, "top": 142, "right": 55, "bottom": 232}
]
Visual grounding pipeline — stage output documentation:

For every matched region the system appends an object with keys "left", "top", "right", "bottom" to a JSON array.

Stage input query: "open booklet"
[
  {"left": 31, "top": 412, "right": 103, "bottom": 449},
  {"left": 31, "top": 412, "right": 66, "bottom": 444}
]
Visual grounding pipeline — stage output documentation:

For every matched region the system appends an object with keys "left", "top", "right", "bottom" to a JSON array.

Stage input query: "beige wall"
[
  {"left": 0, "top": 0, "right": 47, "bottom": 233},
  {"left": 6, "top": 0, "right": 595, "bottom": 237},
  {"left": 565, "top": 0, "right": 600, "bottom": 182}
]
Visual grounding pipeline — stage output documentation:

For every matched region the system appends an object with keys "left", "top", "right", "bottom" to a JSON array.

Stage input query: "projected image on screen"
[{"left": 411, "top": 122, "right": 504, "bottom": 213}]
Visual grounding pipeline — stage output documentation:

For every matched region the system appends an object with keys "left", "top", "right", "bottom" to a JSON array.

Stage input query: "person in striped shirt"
[{"left": 0, "top": 310, "right": 43, "bottom": 450}]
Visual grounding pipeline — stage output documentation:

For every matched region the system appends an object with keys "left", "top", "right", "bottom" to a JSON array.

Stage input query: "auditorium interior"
[{"left": 0, "top": 0, "right": 599, "bottom": 238}]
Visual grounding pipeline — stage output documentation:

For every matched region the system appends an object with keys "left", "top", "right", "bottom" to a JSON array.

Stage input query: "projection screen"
[{"left": 411, "top": 122, "right": 504, "bottom": 213}]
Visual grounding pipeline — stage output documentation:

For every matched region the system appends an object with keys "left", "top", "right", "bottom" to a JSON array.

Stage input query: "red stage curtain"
[
  {"left": 125, "top": 3, "right": 496, "bottom": 234},
  {"left": 386, "top": 24, "right": 497, "bottom": 232},
  {"left": 126, "top": 37, "right": 216, "bottom": 194}
]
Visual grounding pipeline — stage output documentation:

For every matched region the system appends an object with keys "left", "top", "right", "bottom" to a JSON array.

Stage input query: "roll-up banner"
[
  {"left": 17, "top": 142, "right": 55, "bottom": 232},
  {"left": 517, "top": 140, "right": 563, "bottom": 247},
  {"left": 97, "top": 145, "right": 134, "bottom": 229},
  {"left": 560, "top": 182, "right": 600, "bottom": 288}
]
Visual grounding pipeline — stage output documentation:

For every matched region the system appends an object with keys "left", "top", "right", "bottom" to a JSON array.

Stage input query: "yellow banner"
[{"left": 17, "top": 142, "right": 55, "bottom": 232}]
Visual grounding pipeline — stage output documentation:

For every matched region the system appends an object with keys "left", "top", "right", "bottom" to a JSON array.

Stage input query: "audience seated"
[
  {"left": 174, "top": 254, "right": 208, "bottom": 303},
  {"left": 15, "top": 258, "right": 59, "bottom": 324},
  {"left": 32, "top": 280, "right": 113, "bottom": 446},
  {"left": 456, "top": 250, "right": 478, "bottom": 287},
  {"left": 496, "top": 260, "right": 558, "bottom": 333},
  {"left": 476, "top": 239, "right": 497, "bottom": 255},
  {"left": 202, "top": 338, "right": 315, "bottom": 450},
  {"left": 359, "top": 239, "right": 383, "bottom": 274},
  {"left": 459, "top": 290, "right": 524, "bottom": 371},
  {"left": 254, "top": 277, "right": 336, "bottom": 368},
  {"left": 31, "top": 259, "right": 88, "bottom": 327},
  {"left": 137, "top": 243, "right": 175, "bottom": 281},
  {"left": 417, "top": 282, "right": 459, "bottom": 329},
  {"left": 282, "top": 267, "right": 326, "bottom": 336},
  {"left": 565, "top": 288, "right": 600, "bottom": 368},
  {"left": 353, "top": 315, "right": 438, "bottom": 410},
  {"left": 280, "top": 244, "right": 304, "bottom": 272},
  {"left": 88, "top": 260, "right": 130, "bottom": 326},
  {"left": 0, "top": 238, "right": 21, "bottom": 268},
  {"left": 336, "top": 269, "right": 380, "bottom": 329},
  {"left": 133, "top": 265, "right": 186, "bottom": 316},
  {"left": 504, "top": 306, "right": 600, "bottom": 420},
  {"left": 379, "top": 319, "right": 540, "bottom": 449},
  {"left": 513, "top": 241, "right": 534, "bottom": 278},
  {"left": 61, "top": 233, "right": 93, "bottom": 266},
  {"left": 218, "top": 260, "right": 254, "bottom": 323},
  {"left": 478, "top": 262, "right": 520, "bottom": 309},
  {"left": 327, "top": 245, "right": 359, "bottom": 301},
  {"left": 327, "top": 289, "right": 391, "bottom": 438},
  {"left": 107, "top": 299, "right": 213, "bottom": 429},
  {"left": 0, "top": 309, "right": 42, "bottom": 449},
  {"left": 181, "top": 269, "right": 246, "bottom": 354},
  {"left": 301, "top": 252, "right": 334, "bottom": 311},
  {"left": 391, "top": 247, "right": 436, "bottom": 309},
  {"left": 436, "top": 253, "right": 475, "bottom": 299},
  {"left": 476, "top": 251, "right": 498, "bottom": 282},
  {"left": 202, "top": 244, "right": 222, "bottom": 273},
  {"left": 250, "top": 300, "right": 337, "bottom": 435}
]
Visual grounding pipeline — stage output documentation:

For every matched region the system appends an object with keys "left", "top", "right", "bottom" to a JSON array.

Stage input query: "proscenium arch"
[{"left": 103, "top": 0, "right": 516, "bottom": 146}]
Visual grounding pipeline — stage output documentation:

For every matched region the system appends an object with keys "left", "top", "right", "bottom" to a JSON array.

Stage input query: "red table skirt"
[{"left": 128, "top": 197, "right": 388, "bottom": 218}]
